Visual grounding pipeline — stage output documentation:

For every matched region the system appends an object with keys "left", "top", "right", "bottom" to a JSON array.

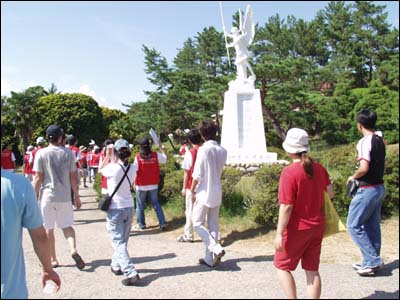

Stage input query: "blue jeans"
[
  {"left": 107, "top": 207, "right": 137, "bottom": 277},
  {"left": 346, "top": 185, "right": 386, "bottom": 268},
  {"left": 136, "top": 188, "right": 166, "bottom": 229}
]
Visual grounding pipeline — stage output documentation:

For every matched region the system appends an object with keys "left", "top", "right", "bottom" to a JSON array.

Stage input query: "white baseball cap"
[
  {"left": 282, "top": 128, "right": 310, "bottom": 154},
  {"left": 36, "top": 136, "right": 46, "bottom": 144}
]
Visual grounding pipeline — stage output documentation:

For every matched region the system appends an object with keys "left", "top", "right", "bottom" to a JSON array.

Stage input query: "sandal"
[{"left": 72, "top": 253, "right": 85, "bottom": 270}]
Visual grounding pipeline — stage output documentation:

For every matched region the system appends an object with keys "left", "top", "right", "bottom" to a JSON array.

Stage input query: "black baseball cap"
[{"left": 46, "top": 125, "right": 63, "bottom": 139}]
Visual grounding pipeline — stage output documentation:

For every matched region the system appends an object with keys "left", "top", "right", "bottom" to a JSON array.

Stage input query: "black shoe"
[
  {"left": 198, "top": 258, "right": 213, "bottom": 268},
  {"left": 121, "top": 274, "right": 140, "bottom": 286},
  {"left": 111, "top": 267, "right": 123, "bottom": 276},
  {"left": 71, "top": 253, "right": 85, "bottom": 270}
]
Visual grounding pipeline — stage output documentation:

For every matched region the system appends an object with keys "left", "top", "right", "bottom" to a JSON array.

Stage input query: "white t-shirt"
[
  {"left": 192, "top": 140, "right": 227, "bottom": 208},
  {"left": 101, "top": 163, "right": 136, "bottom": 209},
  {"left": 33, "top": 145, "right": 77, "bottom": 203}
]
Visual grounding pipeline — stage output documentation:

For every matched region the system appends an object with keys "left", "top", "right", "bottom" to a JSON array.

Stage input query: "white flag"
[{"left": 149, "top": 128, "right": 159, "bottom": 145}]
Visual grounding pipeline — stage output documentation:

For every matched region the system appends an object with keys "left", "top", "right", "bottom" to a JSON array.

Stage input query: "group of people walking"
[{"left": 1, "top": 108, "right": 387, "bottom": 299}]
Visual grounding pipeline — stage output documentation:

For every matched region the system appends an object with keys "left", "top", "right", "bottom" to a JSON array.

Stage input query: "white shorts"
[{"left": 41, "top": 201, "right": 74, "bottom": 229}]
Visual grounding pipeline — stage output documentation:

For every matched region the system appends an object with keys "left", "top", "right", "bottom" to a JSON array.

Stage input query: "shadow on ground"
[
  {"left": 135, "top": 254, "right": 274, "bottom": 287},
  {"left": 221, "top": 225, "right": 275, "bottom": 247}
]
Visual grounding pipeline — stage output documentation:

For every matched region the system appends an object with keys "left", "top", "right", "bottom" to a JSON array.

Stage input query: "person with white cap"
[
  {"left": 274, "top": 128, "right": 334, "bottom": 299},
  {"left": 23, "top": 145, "right": 35, "bottom": 182},
  {"left": 29, "top": 137, "right": 47, "bottom": 177},
  {"left": 99, "top": 139, "right": 140, "bottom": 286}
]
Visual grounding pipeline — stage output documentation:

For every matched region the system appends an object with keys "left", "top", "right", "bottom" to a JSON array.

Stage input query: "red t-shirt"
[{"left": 278, "top": 162, "right": 331, "bottom": 230}]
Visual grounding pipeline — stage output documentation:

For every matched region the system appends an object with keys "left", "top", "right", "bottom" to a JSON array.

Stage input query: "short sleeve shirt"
[
  {"left": 278, "top": 162, "right": 331, "bottom": 230},
  {"left": 101, "top": 163, "right": 137, "bottom": 209},
  {"left": 33, "top": 145, "right": 77, "bottom": 203},
  {"left": 1, "top": 170, "right": 43, "bottom": 299}
]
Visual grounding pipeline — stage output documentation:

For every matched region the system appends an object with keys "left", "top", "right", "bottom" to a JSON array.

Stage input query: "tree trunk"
[{"left": 260, "top": 80, "right": 286, "bottom": 141}]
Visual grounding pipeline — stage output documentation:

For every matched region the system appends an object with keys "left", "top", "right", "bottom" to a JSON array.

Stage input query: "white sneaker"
[
  {"left": 357, "top": 267, "right": 376, "bottom": 276},
  {"left": 352, "top": 263, "right": 362, "bottom": 271}
]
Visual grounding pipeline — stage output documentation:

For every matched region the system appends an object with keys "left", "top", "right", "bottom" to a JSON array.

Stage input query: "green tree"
[
  {"left": 34, "top": 93, "right": 107, "bottom": 145},
  {"left": 2, "top": 86, "right": 47, "bottom": 151}
]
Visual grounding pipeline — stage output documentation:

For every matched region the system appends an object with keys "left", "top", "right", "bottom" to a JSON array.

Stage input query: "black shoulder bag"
[{"left": 99, "top": 164, "right": 131, "bottom": 211}]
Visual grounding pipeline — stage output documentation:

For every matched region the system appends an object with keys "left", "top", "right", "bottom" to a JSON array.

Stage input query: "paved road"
[{"left": 23, "top": 185, "right": 399, "bottom": 299}]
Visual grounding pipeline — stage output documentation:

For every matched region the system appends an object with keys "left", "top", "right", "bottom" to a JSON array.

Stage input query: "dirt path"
[{"left": 23, "top": 184, "right": 399, "bottom": 299}]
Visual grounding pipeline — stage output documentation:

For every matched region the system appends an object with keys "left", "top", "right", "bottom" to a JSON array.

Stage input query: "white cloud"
[
  {"left": 1, "top": 80, "right": 11, "bottom": 96},
  {"left": 77, "top": 84, "right": 121, "bottom": 110}
]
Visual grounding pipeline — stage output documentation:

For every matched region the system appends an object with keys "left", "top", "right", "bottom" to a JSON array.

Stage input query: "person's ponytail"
[{"left": 300, "top": 152, "right": 314, "bottom": 179}]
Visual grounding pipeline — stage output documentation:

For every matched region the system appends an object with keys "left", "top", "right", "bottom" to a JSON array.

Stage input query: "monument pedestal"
[{"left": 221, "top": 83, "right": 277, "bottom": 165}]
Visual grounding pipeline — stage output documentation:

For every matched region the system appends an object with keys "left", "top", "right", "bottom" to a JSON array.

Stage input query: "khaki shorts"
[{"left": 41, "top": 201, "right": 74, "bottom": 229}]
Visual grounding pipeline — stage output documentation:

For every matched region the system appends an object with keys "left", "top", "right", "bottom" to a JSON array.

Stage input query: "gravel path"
[{"left": 23, "top": 185, "right": 399, "bottom": 299}]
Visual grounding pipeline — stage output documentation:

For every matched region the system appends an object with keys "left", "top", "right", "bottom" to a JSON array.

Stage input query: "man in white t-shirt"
[
  {"left": 99, "top": 139, "right": 140, "bottom": 286},
  {"left": 190, "top": 120, "right": 227, "bottom": 267},
  {"left": 33, "top": 125, "right": 85, "bottom": 270}
]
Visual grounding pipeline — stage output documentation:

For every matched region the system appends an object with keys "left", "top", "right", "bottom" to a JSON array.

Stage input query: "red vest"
[
  {"left": 69, "top": 145, "right": 80, "bottom": 168},
  {"left": 1, "top": 149, "right": 14, "bottom": 170},
  {"left": 135, "top": 152, "right": 160, "bottom": 186},
  {"left": 100, "top": 151, "right": 107, "bottom": 188},
  {"left": 91, "top": 153, "right": 100, "bottom": 167},
  {"left": 24, "top": 154, "right": 34, "bottom": 175},
  {"left": 185, "top": 145, "right": 200, "bottom": 190}
]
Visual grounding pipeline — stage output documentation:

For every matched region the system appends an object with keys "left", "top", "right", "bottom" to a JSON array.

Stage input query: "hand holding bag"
[
  {"left": 99, "top": 164, "right": 131, "bottom": 212},
  {"left": 323, "top": 191, "right": 347, "bottom": 238}
]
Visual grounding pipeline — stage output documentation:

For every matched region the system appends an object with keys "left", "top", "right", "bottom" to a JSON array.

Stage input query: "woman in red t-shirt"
[{"left": 274, "top": 128, "right": 334, "bottom": 299}]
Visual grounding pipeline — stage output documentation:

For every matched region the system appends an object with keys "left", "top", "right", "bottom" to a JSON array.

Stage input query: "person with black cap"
[
  {"left": 133, "top": 137, "right": 167, "bottom": 231},
  {"left": 99, "top": 139, "right": 140, "bottom": 286},
  {"left": 32, "top": 124, "right": 85, "bottom": 271}
]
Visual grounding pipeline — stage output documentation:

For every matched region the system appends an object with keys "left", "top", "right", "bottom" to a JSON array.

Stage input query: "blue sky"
[{"left": 2, "top": 1, "right": 399, "bottom": 111}]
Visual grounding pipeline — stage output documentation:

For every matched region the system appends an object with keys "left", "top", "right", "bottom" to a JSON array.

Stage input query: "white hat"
[
  {"left": 114, "top": 139, "right": 130, "bottom": 151},
  {"left": 89, "top": 139, "right": 96, "bottom": 145},
  {"left": 26, "top": 145, "right": 34, "bottom": 153},
  {"left": 282, "top": 128, "right": 310, "bottom": 154},
  {"left": 36, "top": 136, "right": 46, "bottom": 144}
]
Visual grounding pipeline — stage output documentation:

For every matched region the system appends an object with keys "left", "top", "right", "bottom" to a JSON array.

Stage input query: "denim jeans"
[
  {"left": 135, "top": 188, "right": 166, "bottom": 229},
  {"left": 107, "top": 207, "right": 137, "bottom": 277},
  {"left": 346, "top": 185, "right": 386, "bottom": 268}
]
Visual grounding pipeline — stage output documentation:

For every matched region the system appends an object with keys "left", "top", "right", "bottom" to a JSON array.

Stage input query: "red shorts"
[{"left": 274, "top": 225, "right": 324, "bottom": 271}]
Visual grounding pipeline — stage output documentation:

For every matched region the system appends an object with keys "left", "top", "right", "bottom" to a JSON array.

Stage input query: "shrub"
[
  {"left": 244, "top": 164, "right": 285, "bottom": 225},
  {"left": 221, "top": 167, "right": 244, "bottom": 217}
]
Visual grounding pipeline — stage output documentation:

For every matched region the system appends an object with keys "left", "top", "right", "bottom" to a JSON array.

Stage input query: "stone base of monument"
[{"left": 221, "top": 82, "right": 278, "bottom": 166}]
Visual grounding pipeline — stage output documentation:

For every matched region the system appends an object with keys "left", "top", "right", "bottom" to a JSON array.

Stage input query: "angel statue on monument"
[{"left": 222, "top": 4, "right": 256, "bottom": 86}]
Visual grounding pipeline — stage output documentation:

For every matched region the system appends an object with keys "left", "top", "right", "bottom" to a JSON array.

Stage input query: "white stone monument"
[{"left": 220, "top": 4, "right": 277, "bottom": 165}]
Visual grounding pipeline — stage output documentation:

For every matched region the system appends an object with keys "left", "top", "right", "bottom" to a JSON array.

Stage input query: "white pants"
[
  {"left": 184, "top": 190, "right": 194, "bottom": 239},
  {"left": 192, "top": 200, "right": 224, "bottom": 265}
]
